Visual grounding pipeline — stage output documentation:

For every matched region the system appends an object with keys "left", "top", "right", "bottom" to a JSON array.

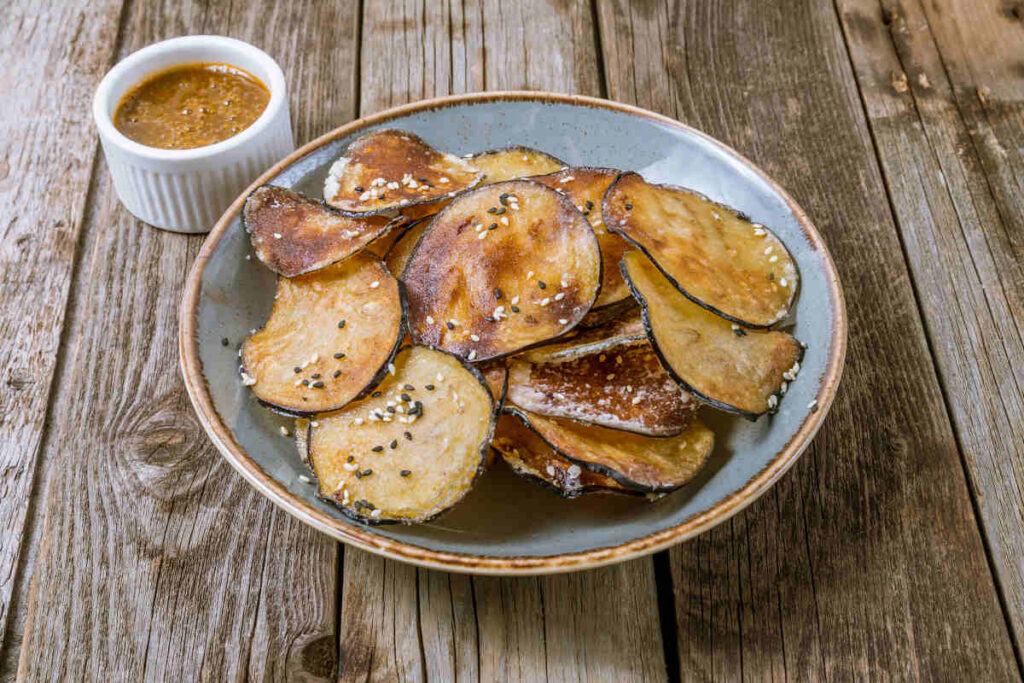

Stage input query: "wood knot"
[
  {"left": 119, "top": 393, "right": 209, "bottom": 499},
  {"left": 298, "top": 634, "right": 337, "bottom": 680}
]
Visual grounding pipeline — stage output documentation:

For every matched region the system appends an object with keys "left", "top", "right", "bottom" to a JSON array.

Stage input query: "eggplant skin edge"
[
  {"left": 601, "top": 172, "right": 800, "bottom": 330},
  {"left": 310, "top": 345, "right": 499, "bottom": 526},
  {"left": 243, "top": 278, "right": 410, "bottom": 418},
  {"left": 501, "top": 406, "right": 704, "bottom": 494},
  {"left": 495, "top": 448, "right": 641, "bottom": 499},
  {"left": 618, "top": 258, "right": 805, "bottom": 421}
]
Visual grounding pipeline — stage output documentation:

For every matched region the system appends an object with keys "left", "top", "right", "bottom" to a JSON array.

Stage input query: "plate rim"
[{"left": 179, "top": 91, "right": 848, "bottom": 575}]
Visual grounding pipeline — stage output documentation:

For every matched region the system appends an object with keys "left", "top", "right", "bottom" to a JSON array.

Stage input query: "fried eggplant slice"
[
  {"left": 401, "top": 198, "right": 450, "bottom": 221},
  {"left": 308, "top": 346, "right": 496, "bottom": 524},
  {"left": 491, "top": 415, "right": 626, "bottom": 497},
  {"left": 404, "top": 179, "right": 601, "bottom": 361},
  {"left": 578, "top": 297, "right": 636, "bottom": 329},
  {"left": 241, "top": 252, "right": 404, "bottom": 415},
  {"left": 324, "top": 129, "right": 482, "bottom": 216},
  {"left": 536, "top": 168, "right": 631, "bottom": 309},
  {"left": 605, "top": 172, "right": 798, "bottom": 327},
  {"left": 243, "top": 185, "right": 398, "bottom": 277},
  {"left": 519, "top": 310, "right": 644, "bottom": 363},
  {"left": 364, "top": 219, "right": 414, "bottom": 258},
  {"left": 506, "top": 407, "right": 713, "bottom": 493},
  {"left": 507, "top": 340, "right": 696, "bottom": 436},
  {"left": 621, "top": 250, "right": 804, "bottom": 418},
  {"left": 479, "top": 360, "right": 509, "bottom": 409},
  {"left": 385, "top": 218, "right": 429, "bottom": 276},
  {"left": 470, "top": 146, "right": 566, "bottom": 184}
]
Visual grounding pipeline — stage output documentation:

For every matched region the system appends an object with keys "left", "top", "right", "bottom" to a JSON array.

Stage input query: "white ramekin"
[{"left": 93, "top": 36, "right": 295, "bottom": 233}]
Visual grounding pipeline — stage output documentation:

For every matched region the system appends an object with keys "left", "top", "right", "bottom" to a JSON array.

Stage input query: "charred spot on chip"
[
  {"left": 243, "top": 185, "right": 401, "bottom": 277},
  {"left": 534, "top": 167, "right": 633, "bottom": 310},
  {"left": 504, "top": 407, "right": 714, "bottom": 493},
  {"left": 307, "top": 346, "right": 496, "bottom": 524},
  {"left": 468, "top": 146, "right": 566, "bottom": 184},
  {"left": 403, "top": 179, "right": 602, "bottom": 361},
  {"left": 621, "top": 250, "right": 804, "bottom": 418},
  {"left": 240, "top": 252, "right": 404, "bottom": 415},
  {"left": 324, "top": 129, "right": 483, "bottom": 216},
  {"left": 604, "top": 172, "right": 799, "bottom": 327}
]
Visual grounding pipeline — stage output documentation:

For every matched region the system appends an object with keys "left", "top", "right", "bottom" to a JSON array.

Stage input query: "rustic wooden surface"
[{"left": 1, "top": 0, "right": 1022, "bottom": 680}]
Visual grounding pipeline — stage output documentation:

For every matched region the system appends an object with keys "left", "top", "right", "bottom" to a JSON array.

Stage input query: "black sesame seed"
[
  {"left": 347, "top": 455, "right": 354, "bottom": 463},
  {"left": 294, "top": 367, "right": 302, "bottom": 374},
  {"left": 386, "top": 406, "right": 395, "bottom": 413},
  {"left": 418, "top": 177, "right": 428, "bottom": 183},
  {"left": 312, "top": 381, "right": 325, "bottom": 388},
  {"left": 624, "top": 203, "right": 633, "bottom": 210},
  {"left": 485, "top": 315, "right": 495, "bottom": 322},
  {"left": 372, "top": 446, "right": 384, "bottom": 452},
  {"left": 333, "top": 370, "right": 342, "bottom": 378},
  {"left": 489, "top": 223, "right": 498, "bottom": 230},
  {"left": 401, "top": 393, "right": 412, "bottom": 402},
  {"left": 537, "top": 281, "right": 547, "bottom": 289},
  {"left": 499, "top": 193, "right": 509, "bottom": 205},
  {"left": 403, "top": 431, "right": 412, "bottom": 441},
  {"left": 494, "top": 288, "right": 503, "bottom": 299},
  {"left": 400, "top": 470, "right": 412, "bottom": 477},
  {"left": 333, "top": 352, "right": 345, "bottom": 359},
  {"left": 585, "top": 200, "right": 594, "bottom": 210},
  {"left": 355, "top": 186, "right": 364, "bottom": 192},
  {"left": 390, "top": 440, "right": 398, "bottom": 449},
  {"left": 302, "top": 397, "right": 308, "bottom": 401},
  {"left": 372, "top": 391, "right": 382, "bottom": 397},
  {"left": 338, "top": 320, "right": 346, "bottom": 329},
  {"left": 404, "top": 384, "right": 415, "bottom": 391},
  {"left": 301, "top": 379, "right": 310, "bottom": 386},
  {"left": 425, "top": 384, "right": 435, "bottom": 391},
  {"left": 768, "top": 273, "right": 775, "bottom": 281},
  {"left": 495, "top": 207, "right": 506, "bottom": 215},
  {"left": 487, "top": 207, "right": 497, "bottom": 214},
  {"left": 446, "top": 322, "right": 455, "bottom": 330},
  {"left": 311, "top": 373, "right": 321, "bottom": 379},
  {"left": 511, "top": 306, "right": 520, "bottom": 313},
  {"left": 221, "top": 337, "right": 229, "bottom": 346},
  {"left": 734, "top": 328, "right": 748, "bottom": 337},
  {"left": 379, "top": 193, "right": 386, "bottom": 200},
  {"left": 736, "top": 211, "right": 751, "bottom": 222}
]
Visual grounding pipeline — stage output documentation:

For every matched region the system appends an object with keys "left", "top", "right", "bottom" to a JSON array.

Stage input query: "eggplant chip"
[
  {"left": 578, "top": 297, "right": 636, "bottom": 329},
  {"left": 491, "top": 415, "right": 626, "bottom": 497},
  {"left": 401, "top": 198, "right": 450, "bottom": 222},
  {"left": 470, "top": 146, "right": 566, "bottom": 184},
  {"left": 479, "top": 360, "right": 509, "bottom": 409},
  {"left": 244, "top": 185, "right": 398, "bottom": 277},
  {"left": 507, "top": 339, "right": 696, "bottom": 436},
  {"left": 506, "top": 407, "right": 713, "bottom": 493},
  {"left": 621, "top": 250, "right": 804, "bottom": 418},
  {"left": 241, "top": 252, "right": 404, "bottom": 415},
  {"left": 324, "top": 129, "right": 482, "bottom": 216},
  {"left": 308, "top": 346, "right": 496, "bottom": 524},
  {"left": 520, "top": 310, "right": 644, "bottom": 363},
  {"left": 404, "top": 179, "right": 602, "bottom": 361},
  {"left": 365, "top": 219, "right": 414, "bottom": 258},
  {"left": 605, "top": 172, "right": 798, "bottom": 327},
  {"left": 385, "top": 218, "right": 429, "bottom": 277},
  {"left": 536, "top": 168, "right": 632, "bottom": 309}
]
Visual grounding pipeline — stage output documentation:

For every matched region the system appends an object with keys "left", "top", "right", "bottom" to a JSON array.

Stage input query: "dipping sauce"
[{"left": 113, "top": 63, "right": 269, "bottom": 150}]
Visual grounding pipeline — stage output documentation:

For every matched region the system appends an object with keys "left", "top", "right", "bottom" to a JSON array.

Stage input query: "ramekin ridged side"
[{"left": 94, "top": 36, "right": 294, "bottom": 233}]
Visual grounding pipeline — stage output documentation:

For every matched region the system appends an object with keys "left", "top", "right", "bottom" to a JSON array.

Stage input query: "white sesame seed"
[
  {"left": 558, "top": 318, "right": 568, "bottom": 325},
  {"left": 311, "top": 421, "right": 320, "bottom": 428},
  {"left": 279, "top": 426, "right": 290, "bottom": 436},
  {"left": 554, "top": 292, "right": 565, "bottom": 301},
  {"left": 631, "top": 395, "right": 642, "bottom": 404},
  {"left": 522, "top": 155, "right": 529, "bottom": 161},
  {"left": 370, "top": 280, "right": 380, "bottom": 289},
  {"left": 439, "top": 177, "right": 450, "bottom": 183},
  {"left": 273, "top": 233, "right": 282, "bottom": 239},
  {"left": 470, "top": 334, "right": 480, "bottom": 341},
  {"left": 567, "top": 464, "right": 581, "bottom": 477},
  {"left": 500, "top": 217, "right": 508, "bottom": 225},
  {"left": 769, "top": 255, "right": 779, "bottom": 262},
  {"left": 764, "top": 246, "right": 773, "bottom": 255},
  {"left": 371, "top": 509, "right": 382, "bottom": 518},
  {"left": 539, "top": 298, "right": 550, "bottom": 306},
  {"left": 311, "top": 353, "right": 319, "bottom": 363},
  {"left": 426, "top": 315, "right": 435, "bottom": 324},
  {"left": 240, "top": 371, "right": 257, "bottom": 386},
  {"left": 753, "top": 227, "right": 766, "bottom": 236},
  {"left": 712, "top": 212, "right": 721, "bottom": 220},
  {"left": 436, "top": 373, "right": 445, "bottom": 382},
  {"left": 510, "top": 295, "right": 520, "bottom": 305},
  {"left": 448, "top": 319, "right": 459, "bottom": 327},
  {"left": 526, "top": 271, "right": 534, "bottom": 279},
  {"left": 559, "top": 176, "right": 574, "bottom": 183},
  {"left": 388, "top": 363, "right": 396, "bottom": 375},
  {"left": 478, "top": 231, "right": 488, "bottom": 240},
  {"left": 780, "top": 278, "right": 788, "bottom": 287},
  {"left": 344, "top": 462, "right": 358, "bottom": 471},
  {"left": 606, "top": 373, "right": 615, "bottom": 380},
  {"left": 299, "top": 475, "right": 313, "bottom": 484},
  {"left": 808, "top": 399, "right": 819, "bottom": 410},
  {"left": 354, "top": 418, "right": 364, "bottom": 425},
  {"left": 468, "top": 350, "right": 477, "bottom": 360},
  {"left": 731, "top": 323, "right": 740, "bottom": 331},
  {"left": 767, "top": 395, "right": 779, "bottom": 409},
  {"left": 475, "top": 224, "right": 484, "bottom": 232}
]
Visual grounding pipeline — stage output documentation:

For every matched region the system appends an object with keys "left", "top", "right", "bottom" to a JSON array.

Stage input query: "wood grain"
[
  {"left": 0, "top": 0, "right": 126, "bottom": 656},
  {"left": 835, "top": 0, "right": 1024, "bottom": 655},
  {"left": 338, "top": 2, "right": 667, "bottom": 681},
  {"left": 595, "top": 0, "right": 1020, "bottom": 678},
  {"left": 12, "top": 0, "right": 361, "bottom": 679}
]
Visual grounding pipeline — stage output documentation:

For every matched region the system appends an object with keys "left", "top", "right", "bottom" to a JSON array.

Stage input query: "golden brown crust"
[
  {"left": 324, "top": 129, "right": 482, "bottom": 215},
  {"left": 535, "top": 168, "right": 632, "bottom": 308},
  {"left": 404, "top": 179, "right": 602, "bottom": 361},
  {"left": 621, "top": 250, "right": 803, "bottom": 417},
  {"left": 470, "top": 146, "right": 566, "bottom": 184},
  {"left": 385, "top": 218, "right": 429, "bottom": 277},
  {"left": 243, "top": 185, "right": 397, "bottom": 277},
  {"left": 604, "top": 172, "right": 798, "bottom": 327}
]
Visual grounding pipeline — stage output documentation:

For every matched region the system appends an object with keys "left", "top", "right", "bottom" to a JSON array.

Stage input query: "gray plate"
[{"left": 181, "top": 93, "right": 846, "bottom": 574}]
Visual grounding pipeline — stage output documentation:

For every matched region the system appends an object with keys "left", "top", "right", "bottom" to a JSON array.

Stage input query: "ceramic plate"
[{"left": 180, "top": 92, "right": 846, "bottom": 575}]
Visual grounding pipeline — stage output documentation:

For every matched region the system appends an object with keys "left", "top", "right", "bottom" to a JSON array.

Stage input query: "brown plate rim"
[{"left": 179, "top": 91, "right": 848, "bottom": 576}]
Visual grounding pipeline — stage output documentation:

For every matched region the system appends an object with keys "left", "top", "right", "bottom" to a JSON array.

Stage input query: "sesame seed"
[
  {"left": 478, "top": 231, "right": 488, "bottom": 240},
  {"left": 624, "top": 203, "right": 632, "bottom": 210},
  {"left": 299, "top": 475, "right": 313, "bottom": 484},
  {"left": 425, "top": 384, "right": 435, "bottom": 391},
  {"left": 338, "top": 320, "right": 346, "bottom": 329},
  {"left": 540, "top": 298, "right": 550, "bottom": 306},
  {"left": 279, "top": 426, "right": 290, "bottom": 436},
  {"left": 334, "top": 352, "right": 346, "bottom": 359},
  {"left": 754, "top": 227, "right": 766, "bottom": 236},
  {"left": 294, "top": 366, "right": 302, "bottom": 373},
  {"left": 354, "top": 418, "right": 364, "bottom": 425},
  {"left": 334, "top": 370, "right": 342, "bottom": 378},
  {"left": 511, "top": 306, "right": 520, "bottom": 313},
  {"left": 390, "top": 439, "right": 398, "bottom": 449},
  {"left": 439, "top": 177, "right": 450, "bottom": 183},
  {"left": 538, "top": 281, "right": 547, "bottom": 289},
  {"left": 767, "top": 395, "right": 779, "bottom": 409},
  {"left": 446, "top": 321, "right": 455, "bottom": 330},
  {"left": 221, "top": 337, "right": 229, "bottom": 346},
  {"left": 370, "top": 280, "right": 380, "bottom": 289},
  {"left": 769, "top": 255, "right": 778, "bottom": 262},
  {"left": 606, "top": 373, "right": 615, "bottom": 380},
  {"left": 388, "top": 363, "right": 396, "bottom": 375},
  {"left": 510, "top": 295, "right": 520, "bottom": 305},
  {"left": 372, "top": 445, "right": 384, "bottom": 452},
  {"left": 500, "top": 217, "right": 508, "bottom": 225},
  {"left": 475, "top": 224, "right": 484, "bottom": 232},
  {"left": 404, "top": 431, "right": 413, "bottom": 440},
  {"left": 494, "top": 288, "right": 503, "bottom": 299},
  {"left": 764, "top": 246, "right": 773, "bottom": 255},
  {"left": 559, "top": 176, "right": 575, "bottom": 183},
  {"left": 808, "top": 399, "right": 819, "bottom": 413},
  {"left": 400, "top": 470, "right": 412, "bottom": 477},
  {"left": 436, "top": 373, "right": 445, "bottom": 382},
  {"left": 273, "top": 233, "right": 282, "bottom": 239},
  {"left": 489, "top": 223, "right": 498, "bottom": 230},
  {"left": 780, "top": 278, "right": 788, "bottom": 287},
  {"left": 468, "top": 350, "right": 477, "bottom": 360},
  {"left": 312, "top": 381, "right": 324, "bottom": 388},
  {"left": 558, "top": 318, "right": 568, "bottom": 324},
  {"left": 426, "top": 315, "right": 435, "bottom": 324},
  {"left": 554, "top": 292, "right": 565, "bottom": 301},
  {"left": 470, "top": 334, "right": 480, "bottom": 342},
  {"left": 632, "top": 395, "right": 643, "bottom": 404}
]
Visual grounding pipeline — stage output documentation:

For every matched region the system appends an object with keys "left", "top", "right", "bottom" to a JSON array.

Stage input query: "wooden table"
[{"left": 2, "top": 0, "right": 1023, "bottom": 679}]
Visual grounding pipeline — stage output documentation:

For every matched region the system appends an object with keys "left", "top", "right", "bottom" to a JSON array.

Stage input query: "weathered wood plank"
[
  {"left": 0, "top": 0, "right": 126, "bottom": 658},
  {"left": 339, "top": 2, "right": 667, "bottom": 681},
  {"left": 595, "top": 0, "right": 1019, "bottom": 679},
  {"left": 13, "top": 0, "right": 362, "bottom": 679},
  {"left": 836, "top": 0, "right": 1024, "bottom": 655}
]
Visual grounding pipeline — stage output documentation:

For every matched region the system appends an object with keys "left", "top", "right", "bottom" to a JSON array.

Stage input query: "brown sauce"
[{"left": 113, "top": 62, "right": 270, "bottom": 150}]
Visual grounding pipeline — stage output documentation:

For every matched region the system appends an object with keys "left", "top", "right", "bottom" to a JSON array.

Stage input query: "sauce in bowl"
[{"left": 113, "top": 62, "right": 270, "bottom": 150}]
